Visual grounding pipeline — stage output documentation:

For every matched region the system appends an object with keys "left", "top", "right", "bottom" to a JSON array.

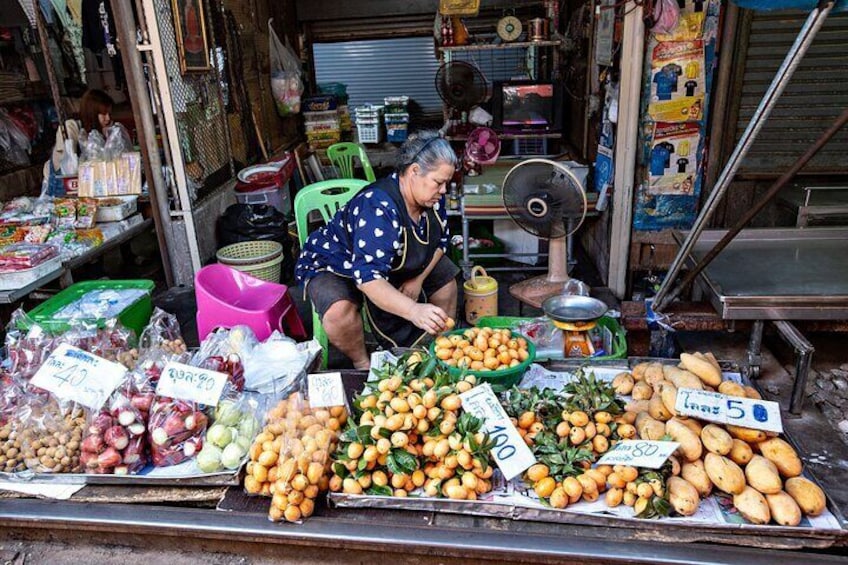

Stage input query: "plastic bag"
[
  {"left": 79, "top": 369, "right": 153, "bottom": 474},
  {"left": 218, "top": 204, "right": 294, "bottom": 283},
  {"left": 268, "top": 19, "right": 302, "bottom": 116},
  {"left": 3, "top": 310, "right": 56, "bottom": 381},
  {"left": 60, "top": 138, "right": 78, "bottom": 176},
  {"left": 0, "top": 109, "right": 30, "bottom": 166},
  {"left": 191, "top": 326, "right": 256, "bottom": 392},
  {"left": 0, "top": 376, "right": 27, "bottom": 473},
  {"left": 147, "top": 392, "right": 207, "bottom": 468},
  {"left": 651, "top": 0, "right": 681, "bottom": 35},
  {"left": 243, "top": 333, "right": 322, "bottom": 394},
  {"left": 562, "top": 278, "right": 590, "bottom": 297},
  {"left": 19, "top": 397, "right": 87, "bottom": 474},
  {"left": 266, "top": 383, "right": 348, "bottom": 522},
  {"left": 103, "top": 123, "right": 133, "bottom": 160},
  {"left": 79, "top": 130, "right": 106, "bottom": 162},
  {"left": 196, "top": 394, "right": 261, "bottom": 473}
]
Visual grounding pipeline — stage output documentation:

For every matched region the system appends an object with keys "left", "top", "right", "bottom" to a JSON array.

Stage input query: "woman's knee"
[
  {"left": 322, "top": 299, "right": 361, "bottom": 327},
  {"left": 432, "top": 278, "right": 457, "bottom": 300}
]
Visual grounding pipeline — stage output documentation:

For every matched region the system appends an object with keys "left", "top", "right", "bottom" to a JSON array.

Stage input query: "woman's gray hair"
[{"left": 396, "top": 130, "right": 458, "bottom": 175}]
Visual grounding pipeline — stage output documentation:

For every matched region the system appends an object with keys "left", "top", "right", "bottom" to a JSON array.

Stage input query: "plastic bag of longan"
[
  {"left": 267, "top": 385, "right": 348, "bottom": 523},
  {"left": 244, "top": 393, "right": 290, "bottom": 497},
  {"left": 19, "top": 395, "right": 86, "bottom": 474},
  {"left": 0, "top": 376, "right": 29, "bottom": 474}
]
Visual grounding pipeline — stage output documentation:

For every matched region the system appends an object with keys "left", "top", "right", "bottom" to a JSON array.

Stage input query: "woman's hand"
[
  {"left": 408, "top": 303, "right": 449, "bottom": 335},
  {"left": 398, "top": 277, "right": 424, "bottom": 301}
]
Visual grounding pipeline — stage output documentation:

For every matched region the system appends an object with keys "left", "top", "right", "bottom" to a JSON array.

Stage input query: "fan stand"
[{"left": 509, "top": 236, "right": 570, "bottom": 307}]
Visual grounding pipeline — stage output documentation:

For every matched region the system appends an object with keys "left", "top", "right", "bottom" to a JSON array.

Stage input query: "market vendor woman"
[{"left": 296, "top": 131, "right": 459, "bottom": 369}]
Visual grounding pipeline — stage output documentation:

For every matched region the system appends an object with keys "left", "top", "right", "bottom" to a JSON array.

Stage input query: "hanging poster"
[
  {"left": 647, "top": 122, "right": 702, "bottom": 195},
  {"left": 647, "top": 41, "right": 705, "bottom": 123}
]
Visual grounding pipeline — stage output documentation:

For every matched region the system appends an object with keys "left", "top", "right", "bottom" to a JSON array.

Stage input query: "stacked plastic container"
[
  {"left": 318, "top": 83, "right": 352, "bottom": 141},
  {"left": 303, "top": 95, "right": 341, "bottom": 153},
  {"left": 354, "top": 105, "right": 384, "bottom": 144},
  {"left": 383, "top": 96, "right": 410, "bottom": 144}
]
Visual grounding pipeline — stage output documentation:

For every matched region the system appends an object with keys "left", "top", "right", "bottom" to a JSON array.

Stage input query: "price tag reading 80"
[
  {"left": 307, "top": 372, "right": 346, "bottom": 408},
  {"left": 156, "top": 362, "right": 229, "bottom": 406},
  {"left": 459, "top": 384, "right": 536, "bottom": 480},
  {"left": 675, "top": 388, "right": 783, "bottom": 433},
  {"left": 596, "top": 440, "right": 680, "bottom": 469}
]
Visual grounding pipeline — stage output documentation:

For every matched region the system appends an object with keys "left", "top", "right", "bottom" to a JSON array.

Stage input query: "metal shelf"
[
  {"left": 438, "top": 40, "right": 562, "bottom": 52},
  {"left": 446, "top": 132, "right": 561, "bottom": 141}
]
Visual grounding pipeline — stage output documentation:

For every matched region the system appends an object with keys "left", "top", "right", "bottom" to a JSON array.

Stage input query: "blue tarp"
[{"left": 732, "top": 0, "right": 847, "bottom": 12}]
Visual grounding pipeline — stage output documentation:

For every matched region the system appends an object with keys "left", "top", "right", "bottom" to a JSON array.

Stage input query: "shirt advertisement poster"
[
  {"left": 648, "top": 122, "right": 702, "bottom": 195},
  {"left": 648, "top": 41, "right": 705, "bottom": 123}
]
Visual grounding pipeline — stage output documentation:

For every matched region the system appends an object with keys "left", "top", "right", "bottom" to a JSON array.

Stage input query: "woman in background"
[{"left": 44, "top": 88, "right": 114, "bottom": 187}]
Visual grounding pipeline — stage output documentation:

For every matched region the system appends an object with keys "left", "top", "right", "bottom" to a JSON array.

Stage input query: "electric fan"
[
  {"left": 435, "top": 61, "right": 490, "bottom": 134},
  {"left": 502, "top": 159, "right": 588, "bottom": 304},
  {"left": 463, "top": 127, "right": 500, "bottom": 176}
]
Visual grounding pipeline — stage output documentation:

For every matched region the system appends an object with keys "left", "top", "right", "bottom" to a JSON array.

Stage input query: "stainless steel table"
[{"left": 677, "top": 227, "right": 848, "bottom": 415}]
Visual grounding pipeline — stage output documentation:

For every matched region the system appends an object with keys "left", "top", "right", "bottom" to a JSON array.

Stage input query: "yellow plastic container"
[{"left": 463, "top": 266, "right": 498, "bottom": 325}]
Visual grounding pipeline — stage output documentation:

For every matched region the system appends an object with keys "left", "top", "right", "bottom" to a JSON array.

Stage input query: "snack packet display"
[
  {"left": 53, "top": 199, "right": 77, "bottom": 229},
  {"left": 74, "top": 198, "right": 98, "bottom": 229},
  {"left": 0, "top": 242, "right": 59, "bottom": 271}
]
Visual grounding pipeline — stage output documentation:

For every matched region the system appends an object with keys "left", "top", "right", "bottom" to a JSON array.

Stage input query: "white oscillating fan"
[{"left": 502, "top": 159, "right": 588, "bottom": 304}]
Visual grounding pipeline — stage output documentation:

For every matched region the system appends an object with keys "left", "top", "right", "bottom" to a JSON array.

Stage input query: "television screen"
[{"left": 501, "top": 84, "right": 554, "bottom": 127}]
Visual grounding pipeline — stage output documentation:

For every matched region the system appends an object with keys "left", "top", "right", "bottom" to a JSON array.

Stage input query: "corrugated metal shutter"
[
  {"left": 313, "top": 37, "right": 526, "bottom": 115},
  {"left": 314, "top": 37, "right": 443, "bottom": 113},
  {"left": 735, "top": 10, "right": 848, "bottom": 175}
]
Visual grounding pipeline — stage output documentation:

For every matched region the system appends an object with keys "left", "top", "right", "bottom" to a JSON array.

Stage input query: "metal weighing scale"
[{"left": 674, "top": 227, "right": 848, "bottom": 415}]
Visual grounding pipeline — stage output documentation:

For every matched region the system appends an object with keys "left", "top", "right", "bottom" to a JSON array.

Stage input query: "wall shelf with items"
[
  {"left": 446, "top": 132, "right": 561, "bottom": 141},
  {"left": 438, "top": 39, "right": 562, "bottom": 53}
]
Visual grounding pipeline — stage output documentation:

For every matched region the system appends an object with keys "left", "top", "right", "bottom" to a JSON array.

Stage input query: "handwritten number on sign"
[
  {"left": 488, "top": 424, "right": 517, "bottom": 460},
  {"left": 52, "top": 362, "right": 88, "bottom": 387},
  {"left": 726, "top": 399, "right": 745, "bottom": 420}
]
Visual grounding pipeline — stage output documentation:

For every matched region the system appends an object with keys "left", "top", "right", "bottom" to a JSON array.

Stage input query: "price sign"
[
  {"left": 157, "top": 362, "right": 228, "bottom": 406},
  {"left": 459, "top": 383, "right": 536, "bottom": 481},
  {"left": 675, "top": 388, "right": 783, "bottom": 433},
  {"left": 31, "top": 344, "right": 127, "bottom": 410},
  {"left": 368, "top": 350, "right": 398, "bottom": 382},
  {"left": 596, "top": 440, "right": 680, "bottom": 469},
  {"left": 308, "top": 372, "right": 346, "bottom": 408}
]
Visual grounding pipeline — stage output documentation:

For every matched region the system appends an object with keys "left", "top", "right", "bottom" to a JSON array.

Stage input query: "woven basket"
[
  {"left": 216, "top": 241, "right": 282, "bottom": 266},
  {"left": 224, "top": 254, "right": 283, "bottom": 283}
]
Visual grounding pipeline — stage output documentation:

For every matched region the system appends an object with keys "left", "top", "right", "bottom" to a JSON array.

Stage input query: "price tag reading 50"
[
  {"left": 157, "top": 362, "right": 229, "bottom": 406},
  {"left": 675, "top": 388, "right": 783, "bottom": 433},
  {"left": 459, "top": 383, "right": 536, "bottom": 481}
]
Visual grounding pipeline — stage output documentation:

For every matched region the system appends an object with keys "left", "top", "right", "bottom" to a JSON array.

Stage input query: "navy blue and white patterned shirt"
[{"left": 295, "top": 176, "right": 449, "bottom": 287}]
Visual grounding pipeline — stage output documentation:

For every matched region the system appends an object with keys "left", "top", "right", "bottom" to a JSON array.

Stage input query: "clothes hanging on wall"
[{"left": 80, "top": 0, "right": 124, "bottom": 88}]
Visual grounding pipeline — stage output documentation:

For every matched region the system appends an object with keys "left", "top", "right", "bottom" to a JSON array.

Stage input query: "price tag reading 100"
[{"left": 459, "top": 384, "right": 536, "bottom": 480}]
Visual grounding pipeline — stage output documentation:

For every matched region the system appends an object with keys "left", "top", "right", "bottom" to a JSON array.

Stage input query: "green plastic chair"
[
  {"left": 327, "top": 142, "right": 377, "bottom": 182},
  {"left": 294, "top": 178, "right": 371, "bottom": 368}
]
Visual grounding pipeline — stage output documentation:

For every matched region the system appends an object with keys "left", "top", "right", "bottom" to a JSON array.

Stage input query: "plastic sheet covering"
[{"left": 732, "top": 0, "right": 847, "bottom": 12}]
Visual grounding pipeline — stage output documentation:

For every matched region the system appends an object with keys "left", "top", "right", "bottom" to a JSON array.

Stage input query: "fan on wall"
[
  {"left": 463, "top": 126, "right": 500, "bottom": 176},
  {"left": 435, "top": 61, "right": 490, "bottom": 135},
  {"left": 502, "top": 159, "right": 588, "bottom": 304}
]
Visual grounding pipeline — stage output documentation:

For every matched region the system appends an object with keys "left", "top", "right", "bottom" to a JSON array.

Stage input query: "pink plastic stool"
[{"left": 195, "top": 264, "right": 307, "bottom": 342}]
